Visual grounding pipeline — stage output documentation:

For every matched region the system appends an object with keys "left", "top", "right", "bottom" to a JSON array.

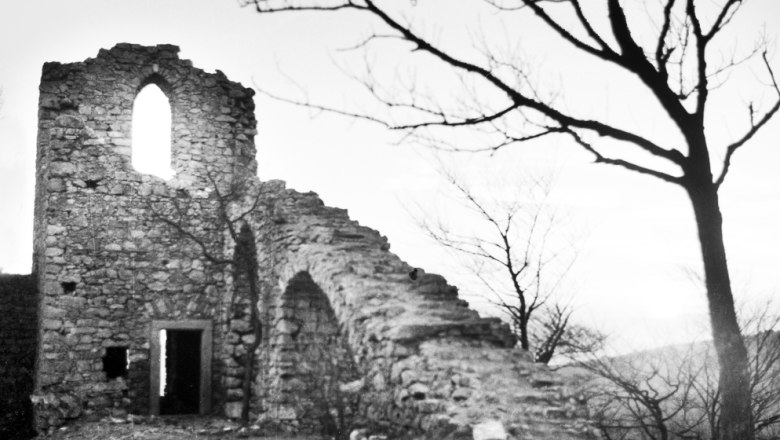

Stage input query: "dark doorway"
[{"left": 160, "top": 329, "right": 201, "bottom": 415}]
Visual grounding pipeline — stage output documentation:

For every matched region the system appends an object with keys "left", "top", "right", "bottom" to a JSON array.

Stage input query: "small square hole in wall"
[
  {"left": 103, "top": 347, "right": 129, "bottom": 379},
  {"left": 61, "top": 281, "right": 77, "bottom": 294}
]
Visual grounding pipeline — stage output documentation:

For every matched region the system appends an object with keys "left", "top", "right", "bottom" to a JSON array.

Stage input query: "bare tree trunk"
[
  {"left": 518, "top": 313, "right": 529, "bottom": 351},
  {"left": 241, "top": 343, "right": 254, "bottom": 425},
  {"left": 237, "top": 224, "right": 262, "bottom": 427},
  {"left": 240, "top": 313, "right": 262, "bottom": 426},
  {"left": 686, "top": 178, "right": 753, "bottom": 440}
]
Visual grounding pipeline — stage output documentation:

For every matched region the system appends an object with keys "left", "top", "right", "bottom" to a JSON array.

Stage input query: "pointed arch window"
[{"left": 132, "top": 84, "right": 174, "bottom": 180}]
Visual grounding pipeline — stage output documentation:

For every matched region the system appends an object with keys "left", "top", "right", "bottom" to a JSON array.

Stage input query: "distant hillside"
[{"left": 555, "top": 329, "right": 780, "bottom": 440}]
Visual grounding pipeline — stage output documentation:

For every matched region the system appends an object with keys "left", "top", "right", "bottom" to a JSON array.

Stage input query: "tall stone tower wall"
[{"left": 32, "top": 43, "right": 255, "bottom": 429}]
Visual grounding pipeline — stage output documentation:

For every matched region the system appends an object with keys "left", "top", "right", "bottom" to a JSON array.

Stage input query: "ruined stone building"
[{"left": 0, "top": 44, "right": 592, "bottom": 439}]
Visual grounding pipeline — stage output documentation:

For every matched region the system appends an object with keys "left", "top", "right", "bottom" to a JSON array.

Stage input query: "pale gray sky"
[{"left": 1, "top": 0, "right": 779, "bottom": 351}]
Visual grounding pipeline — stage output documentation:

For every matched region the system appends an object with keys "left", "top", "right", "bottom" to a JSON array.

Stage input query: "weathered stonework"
[
  {"left": 238, "top": 182, "right": 592, "bottom": 439},
  {"left": 32, "top": 43, "right": 253, "bottom": 430},
  {"left": 23, "top": 43, "right": 594, "bottom": 439}
]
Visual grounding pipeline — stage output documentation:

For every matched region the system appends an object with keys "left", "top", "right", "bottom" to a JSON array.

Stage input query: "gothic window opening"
[{"left": 131, "top": 84, "right": 174, "bottom": 180}]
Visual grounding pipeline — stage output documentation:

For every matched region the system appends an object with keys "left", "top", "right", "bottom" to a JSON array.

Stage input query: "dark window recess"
[
  {"left": 61, "top": 281, "right": 77, "bottom": 294},
  {"left": 103, "top": 347, "right": 129, "bottom": 379},
  {"left": 84, "top": 179, "right": 100, "bottom": 189}
]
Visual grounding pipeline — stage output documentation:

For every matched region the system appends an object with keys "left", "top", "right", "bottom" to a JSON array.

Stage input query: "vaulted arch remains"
[{"left": 260, "top": 271, "right": 360, "bottom": 435}]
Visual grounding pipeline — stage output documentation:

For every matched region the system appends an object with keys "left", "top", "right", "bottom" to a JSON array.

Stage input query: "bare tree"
[
  {"left": 747, "top": 326, "right": 780, "bottom": 438},
  {"left": 149, "top": 173, "right": 265, "bottom": 426},
  {"left": 242, "top": 1, "right": 780, "bottom": 437},
  {"left": 415, "top": 169, "right": 576, "bottom": 359},
  {"left": 531, "top": 303, "right": 607, "bottom": 364},
  {"left": 699, "top": 305, "right": 780, "bottom": 439},
  {"left": 582, "top": 351, "right": 700, "bottom": 440},
  {"left": 579, "top": 305, "right": 780, "bottom": 440}
]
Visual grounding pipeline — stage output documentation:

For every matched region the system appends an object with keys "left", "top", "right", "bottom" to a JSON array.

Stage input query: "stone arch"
[
  {"left": 136, "top": 72, "right": 175, "bottom": 99},
  {"left": 262, "top": 271, "right": 360, "bottom": 435}
]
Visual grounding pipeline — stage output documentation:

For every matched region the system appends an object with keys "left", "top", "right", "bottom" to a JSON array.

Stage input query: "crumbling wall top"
[{"left": 37, "top": 43, "right": 257, "bottom": 193}]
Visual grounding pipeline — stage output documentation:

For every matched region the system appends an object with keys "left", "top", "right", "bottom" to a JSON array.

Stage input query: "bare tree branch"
[
  {"left": 566, "top": 130, "right": 682, "bottom": 184},
  {"left": 716, "top": 52, "right": 780, "bottom": 188},
  {"left": 243, "top": 0, "right": 363, "bottom": 13},
  {"left": 488, "top": 0, "right": 618, "bottom": 60},
  {"left": 704, "top": 0, "right": 744, "bottom": 43},
  {"left": 414, "top": 165, "right": 576, "bottom": 355},
  {"left": 655, "top": 0, "right": 677, "bottom": 81},
  {"left": 246, "top": 2, "right": 780, "bottom": 436}
]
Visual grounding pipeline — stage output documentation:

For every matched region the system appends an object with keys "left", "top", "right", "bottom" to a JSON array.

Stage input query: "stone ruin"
[{"left": 0, "top": 44, "right": 593, "bottom": 439}]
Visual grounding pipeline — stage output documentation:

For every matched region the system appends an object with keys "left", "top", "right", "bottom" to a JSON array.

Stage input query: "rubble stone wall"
[
  {"left": 258, "top": 271, "right": 361, "bottom": 435},
  {"left": 32, "top": 43, "right": 255, "bottom": 430},
  {"left": 29, "top": 44, "right": 594, "bottom": 439},
  {"left": 0, "top": 274, "right": 38, "bottom": 439},
  {"left": 241, "top": 181, "right": 593, "bottom": 439}
]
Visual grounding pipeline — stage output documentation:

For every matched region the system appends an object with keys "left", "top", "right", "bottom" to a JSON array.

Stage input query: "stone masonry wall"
[
  {"left": 30, "top": 43, "right": 594, "bottom": 439},
  {"left": 221, "top": 224, "right": 264, "bottom": 420},
  {"left": 239, "top": 181, "right": 594, "bottom": 439},
  {"left": 259, "top": 271, "right": 361, "bottom": 435},
  {"left": 32, "top": 44, "right": 255, "bottom": 431},
  {"left": 0, "top": 275, "right": 38, "bottom": 439}
]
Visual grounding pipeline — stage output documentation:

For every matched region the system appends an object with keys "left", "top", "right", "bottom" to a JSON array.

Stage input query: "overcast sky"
[{"left": 1, "top": 0, "right": 779, "bottom": 352}]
